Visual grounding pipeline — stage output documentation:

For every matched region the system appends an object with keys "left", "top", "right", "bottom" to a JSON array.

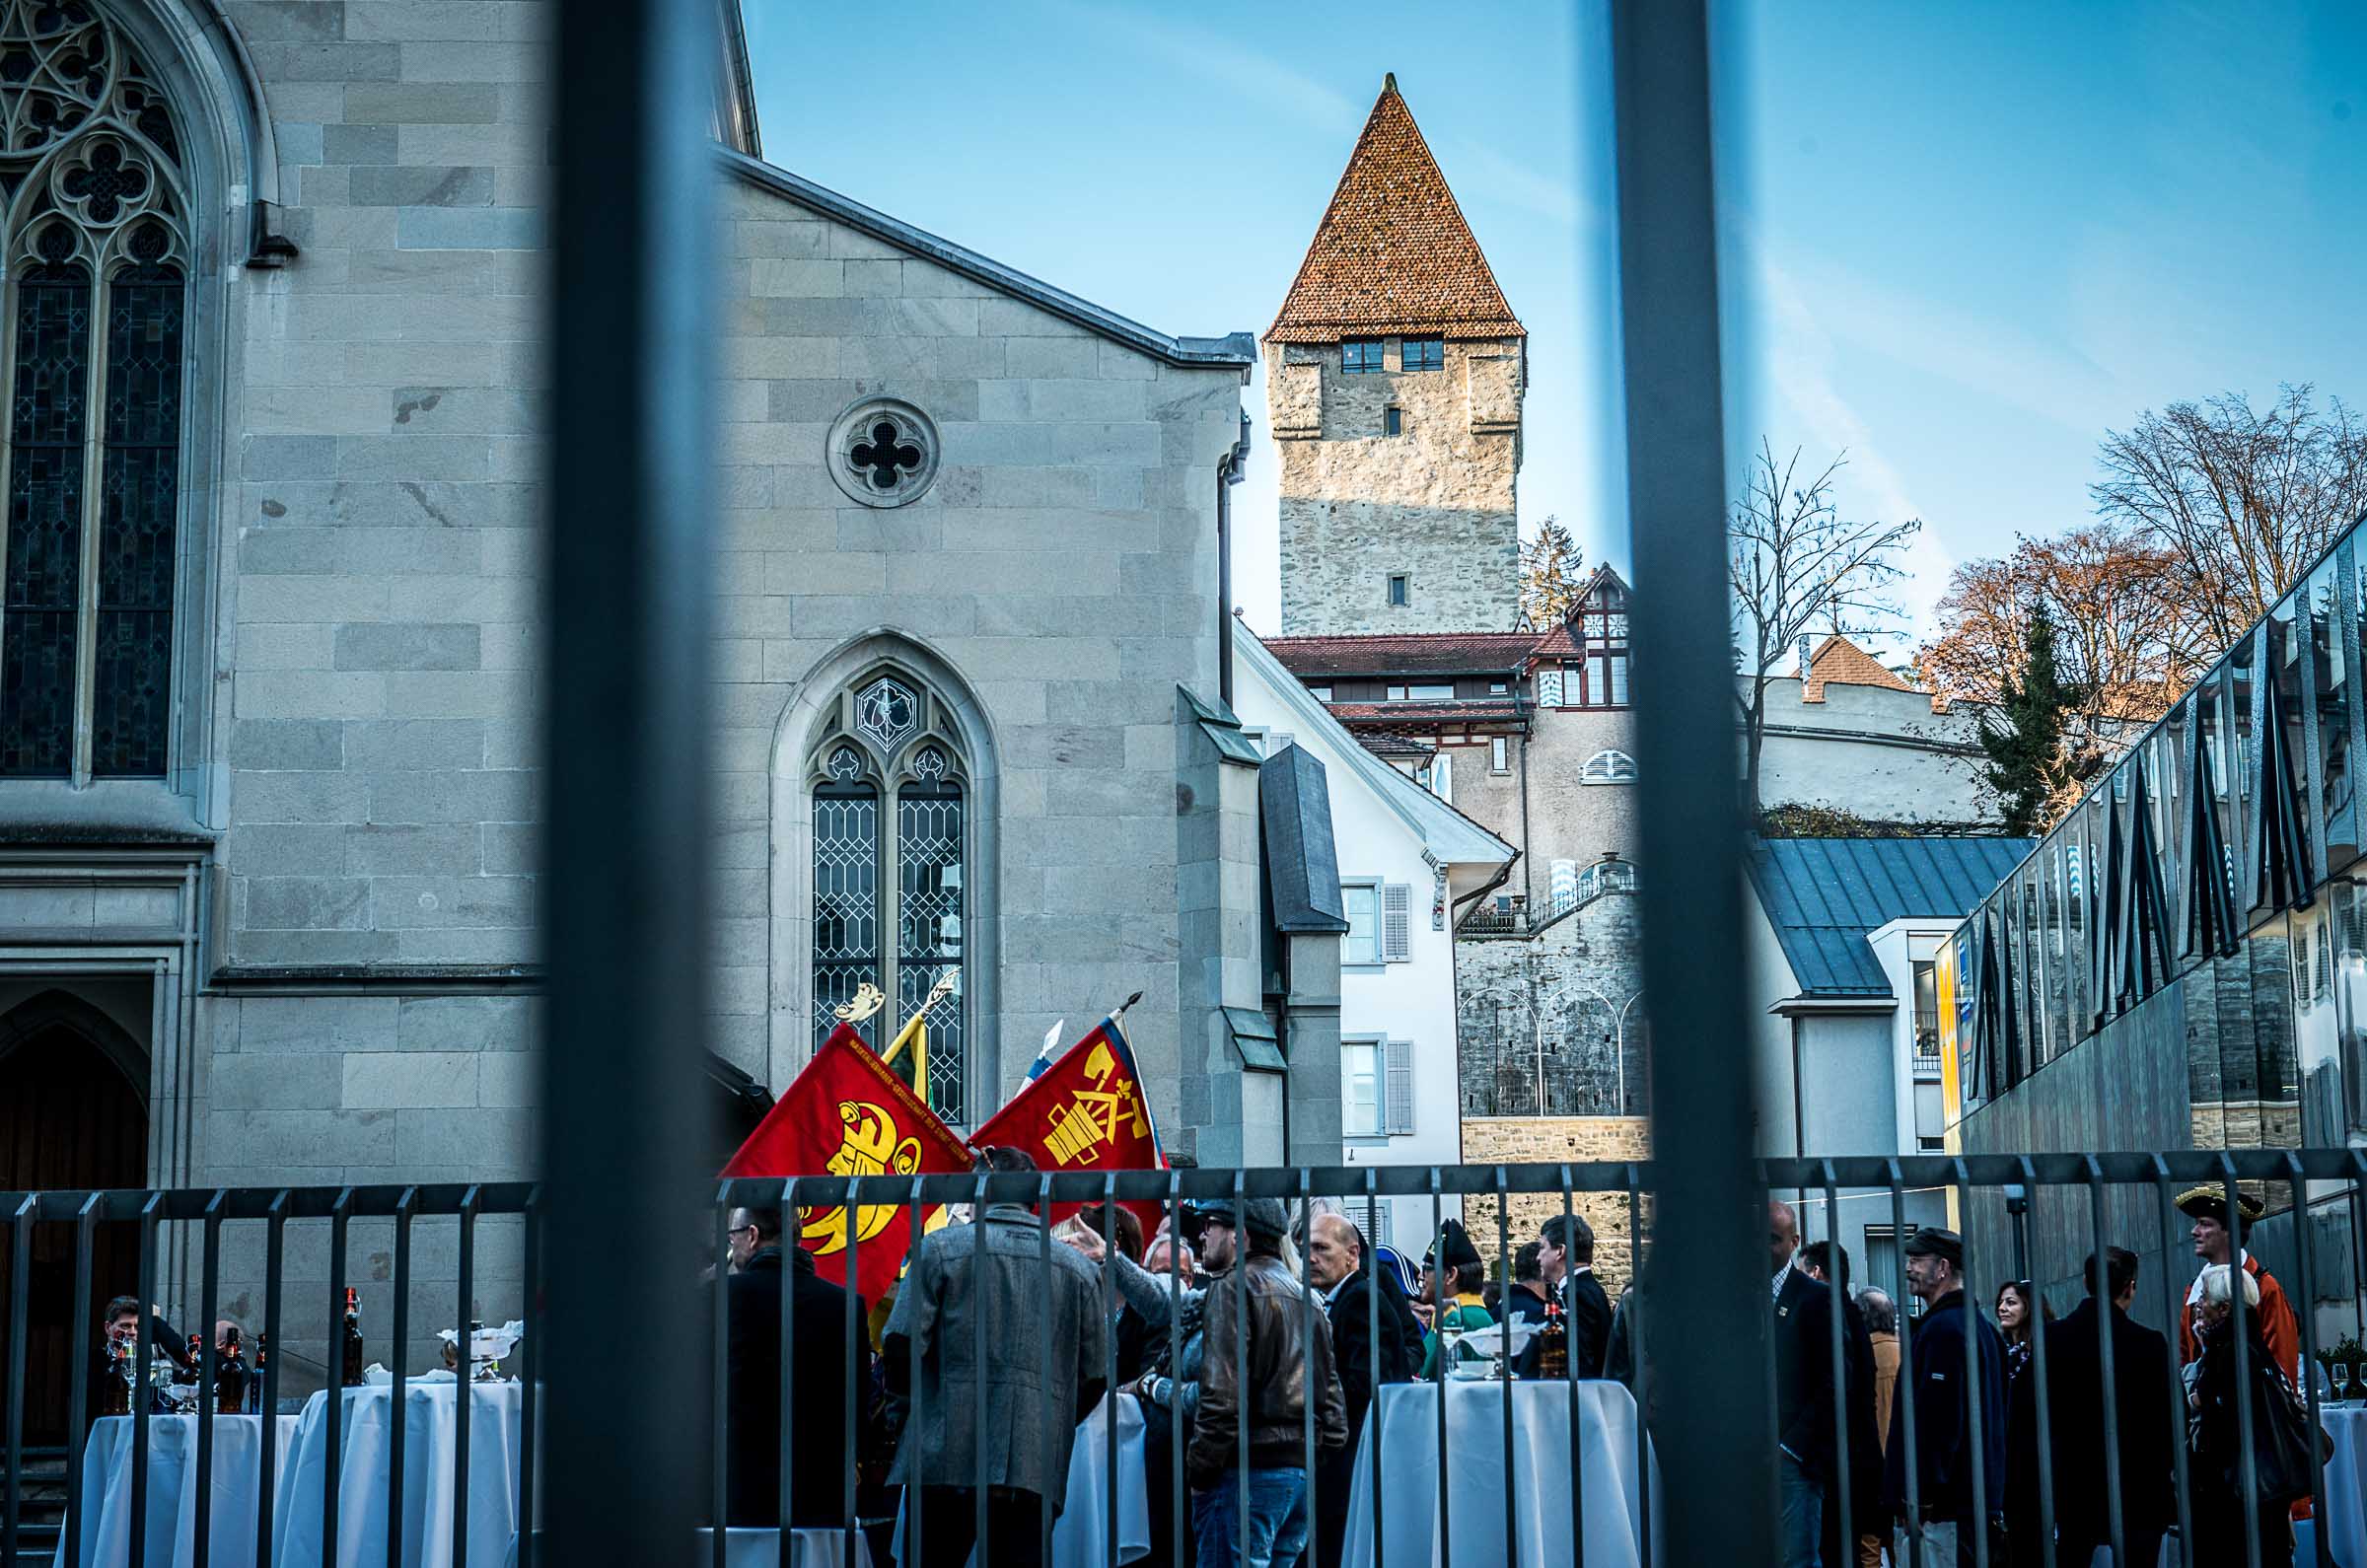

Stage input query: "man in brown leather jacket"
[{"left": 1184, "top": 1196, "right": 1348, "bottom": 1568}]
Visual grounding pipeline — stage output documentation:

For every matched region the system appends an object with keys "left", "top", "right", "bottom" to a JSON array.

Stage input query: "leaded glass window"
[
  {"left": 0, "top": 1, "right": 188, "bottom": 780},
  {"left": 809, "top": 674, "right": 972, "bottom": 1121}
]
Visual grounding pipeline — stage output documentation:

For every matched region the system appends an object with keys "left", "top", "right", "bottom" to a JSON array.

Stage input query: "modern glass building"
[{"left": 1937, "top": 512, "right": 2367, "bottom": 1319}]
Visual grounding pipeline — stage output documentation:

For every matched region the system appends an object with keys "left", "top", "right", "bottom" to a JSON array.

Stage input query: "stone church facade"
[{"left": 0, "top": 0, "right": 1343, "bottom": 1405}]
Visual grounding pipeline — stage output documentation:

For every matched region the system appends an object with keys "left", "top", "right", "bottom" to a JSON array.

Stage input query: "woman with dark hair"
[{"left": 1996, "top": 1280, "right": 2055, "bottom": 1564}]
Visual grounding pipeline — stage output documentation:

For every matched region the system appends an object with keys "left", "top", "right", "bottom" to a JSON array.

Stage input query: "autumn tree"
[
  {"left": 2092, "top": 383, "right": 2367, "bottom": 655},
  {"left": 1917, "top": 524, "right": 2192, "bottom": 726},
  {"left": 1519, "top": 517, "right": 1586, "bottom": 627},
  {"left": 1729, "top": 442, "right": 1922, "bottom": 813},
  {"left": 1978, "top": 606, "right": 2081, "bottom": 834}
]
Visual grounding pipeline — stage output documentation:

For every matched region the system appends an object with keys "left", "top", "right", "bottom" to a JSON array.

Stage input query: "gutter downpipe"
[{"left": 1218, "top": 410, "right": 1249, "bottom": 708}]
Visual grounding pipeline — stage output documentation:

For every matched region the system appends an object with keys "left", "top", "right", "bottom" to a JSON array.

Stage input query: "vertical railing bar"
[
  {"left": 1822, "top": 1161, "right": 1853, "bottom": 1568},
  {"left": 2221, "top": 1161, "right": 2262, "bottom": 1568},
  {"left": 2015, "top": 1158, "right": 2057, "bottom": 1568},
  {"left": 517, "top": 1188, "right": 542, "bottom": 1568},
  {"left": 1366, "top": 1167, "right": 1387, "bottom": 1568},
  {"left": 1168, "top": 1171, "right": 1184, "bottom": 1568},
  {"left": 1235, "top": 1171, "right": 1250, "bottom": 1568},
  {"left": 1952, "top": 1159, "right": 1990, "bottom": 1568},
  {"left": 844, "top": 1174, "right": 861, "bottom": 1568},
  {"left": 1041, "top": 1174, "right": 1058, "bottom": 1564},
  {"left": 255, "top": 1190, "right": 288, "bottom": 1568},
  {"left": 2, "top": 1194, "right": 33, "bottom": 1566},
  {"left": 776, "top": 1177, "right": 798, "bottom": 1568},
  {"left": 129, "top": 1190, "right": 159, "bottom": 1568},
  {"left": 192, "top": 1190, "right": 225, "bottom": 1568},
  {"left": 711, "top": 1195, "right": 730, "bottom": 1568},
  {"left": 1565, "top": 1168, "right": 1585, "bottom": 1568},
  {"left": 387, "top": 1186, "right": 416, "bottom": 1568},
  {"left": 2286, "top": 1152, "right": 2331, "bottom": 1568},
  {"left": 974, "top": 1169, "right": 989, "bottom": 1559},
  {"left": 452, "top": 1187, "right": 478, "bottom": 1568},
  {"left": 1889, "top": 1164, "right": 1922, "bottom": 1568},
  {"left": 2084, "top": 1160, "right": 2126, "bottom": 1568},
  {"left": 1495, "top": 1167, "right": 1517, "bottom": 1568},
  {"left": 323, "top": 1187, "right": 351, "bottom": 1568},
  {"left": 2152, "top": 1163, "right": 2193, "bottom": 1562},
  {"left": 1118, "top": 1174, "right": 1133, "bottom": 1568},
  {"left": 1428, "top": 1172, "right": 1451, "bottom": 1566},
  {"left": 64, "top": 1192, "right": 99, "bottom": 1568},
  {"left": 902, "top": 1176, "right": 921, "bottom": 1568}
]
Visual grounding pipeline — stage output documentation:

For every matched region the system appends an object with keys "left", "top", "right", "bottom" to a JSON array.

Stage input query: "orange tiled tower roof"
[
  {"left": 1802, "top": 635, "right": 1914, "bottom": 701},
  {"left": 1265, "top": 75, "right": 1524, "bottom": 344}
]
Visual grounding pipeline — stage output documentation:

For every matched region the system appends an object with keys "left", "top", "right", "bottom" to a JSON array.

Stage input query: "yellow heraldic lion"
[{"left": 798, "top": 1098, "right": 924, "bottom": 1256}]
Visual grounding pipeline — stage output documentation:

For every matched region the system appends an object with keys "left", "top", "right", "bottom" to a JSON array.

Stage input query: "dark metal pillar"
[
  {"left": 539, "top": 0, "right": 717, "bottom": 1559},
  {"left": 1610, "top": 1, "right": 1779, "bottom": 1561}
]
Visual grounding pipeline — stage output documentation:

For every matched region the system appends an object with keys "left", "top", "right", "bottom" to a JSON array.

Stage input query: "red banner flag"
[
  {"left": 720, "top": 1023, "right": 972, "bottom": 1302},
  {"left": 968, "top": 1017, "right": 1165, "bottom": 1236}
]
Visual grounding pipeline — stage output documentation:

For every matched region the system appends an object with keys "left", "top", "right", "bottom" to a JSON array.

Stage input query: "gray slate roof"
[{"left": 1746, "top": 836, "right": 2034, "bottom": 997}]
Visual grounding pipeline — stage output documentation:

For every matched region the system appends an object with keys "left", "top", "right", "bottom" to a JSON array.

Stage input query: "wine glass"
[
  {"left": 1438, "top": 1318, "right": 1466, "bottom": 1377},
  {"left": 2334, "top": 1361, "right": 2351, "bottom": 1404}
]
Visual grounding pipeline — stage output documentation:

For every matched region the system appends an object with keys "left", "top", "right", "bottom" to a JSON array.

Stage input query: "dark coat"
[
  {"left": 1773, "top": 1266, "right": 1837, "bottom": 1481},
  {"left": 1565, "top": 1270, "right": 1614, "bottom": 1381},
  {"left": 1818, "top": 1286, "right": 1886, "bottom": 1545},
  {"left": 719, "top": 1246, "right": 871, "bottom": 1529},
  {"left": 1326, "top": 1265, "right": 1425, "bottom": 1439},
  {"left": 1882, "top": 1289, "right": 2008, "bottom": 1523},
  {"left": 2043, "top": 1296, "right": 2175, "bottom": 1543}
]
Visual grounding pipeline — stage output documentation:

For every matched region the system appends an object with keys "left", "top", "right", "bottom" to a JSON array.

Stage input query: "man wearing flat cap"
[
  {"left": 2173, "top": 1184, "right": 2297, "bottom": 1382},
  {"left": 1882, "top": 1227, "right": 2006, "bottom": 1565}
]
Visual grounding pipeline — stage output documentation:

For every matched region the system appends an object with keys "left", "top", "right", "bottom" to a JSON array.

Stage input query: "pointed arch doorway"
[{"left": 0, "top": 990, "right": 149, "bottom": 1445}]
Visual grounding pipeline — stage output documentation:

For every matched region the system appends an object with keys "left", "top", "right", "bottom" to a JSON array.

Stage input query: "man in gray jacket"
[{"left": 883, "top": 1147, "right": 1110, "bottom": 1568}]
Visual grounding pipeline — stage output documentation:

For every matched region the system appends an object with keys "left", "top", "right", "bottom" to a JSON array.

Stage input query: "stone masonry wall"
[
  {"left": 1268, "top": 337, "right": 1520, "bottom": 634},
  {"left": 1456, "top": 889, "right": 1647, "bottom": 1117},
  {"left": 1460, "top": 1115, "right": 1651, "bottom": 1295}
]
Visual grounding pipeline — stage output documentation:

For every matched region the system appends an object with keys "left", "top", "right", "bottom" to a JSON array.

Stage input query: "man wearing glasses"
[{"left": 715, "top": 1205, "right": 870, "bottom": 1529}]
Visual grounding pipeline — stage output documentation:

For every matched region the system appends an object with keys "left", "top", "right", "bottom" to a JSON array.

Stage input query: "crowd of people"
[
  {"left": 706, "top": 1158, "right": 2333, "bottom": 1568},
  {"left": 1762, "top": 1183, "right": 2327, "bottom": 1567}
]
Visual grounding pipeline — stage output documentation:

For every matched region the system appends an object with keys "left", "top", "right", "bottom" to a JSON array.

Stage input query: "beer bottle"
[
  {"left": 216, "top": 1327, "right": 250, "bottom": 1413},
  {"left": 340, "top": 1287, "right": 366, "bottom": 1388},
  {"left": 1537, "top": 1298, "right": 1570, "bottom": 1380},
  {"left": 101, "top": 1338, "right": 132, "bottom": 1416}
]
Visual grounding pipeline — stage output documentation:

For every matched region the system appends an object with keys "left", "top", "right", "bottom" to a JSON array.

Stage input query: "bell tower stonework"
[{"left": 1266, "top": 75, "right": 1525, "bottom": 635}]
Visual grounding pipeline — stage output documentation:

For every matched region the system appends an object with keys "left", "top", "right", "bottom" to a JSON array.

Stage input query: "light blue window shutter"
[
  {"left": 1385, "top": 1038, "right": 1414, "bottom": 1134},
  {"left": 1381, "top": 884, "right": 1412, "bottom": 962}
]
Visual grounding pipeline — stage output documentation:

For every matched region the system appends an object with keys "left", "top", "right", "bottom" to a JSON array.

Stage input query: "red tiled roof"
[
  {"left": 1803, "top": 634, "right": 1914, "bottom": 701},
  {"left": 1356, "top": 732, "right": 1435, "bottom": 760},
  {"left": 1264, "top": 631, "right": 1539, "bottom": 677},
  {"left": 1265, "top": 76, "right": 1524, "bottom": 345},
  {"left": 1327, "top": 699, "right": 1524, "bottom": 726}
]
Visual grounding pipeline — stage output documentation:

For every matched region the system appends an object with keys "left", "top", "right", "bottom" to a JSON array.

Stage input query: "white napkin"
[
  {"left": 362, "top": 1363, "right": 392, "bottom": 1387},
  {"left": 435, "top": 1319, "right": 525, "bottom": 1363},
  {"left": 1454, "top": 1319, "right": 1539, "bottom": 1356}
]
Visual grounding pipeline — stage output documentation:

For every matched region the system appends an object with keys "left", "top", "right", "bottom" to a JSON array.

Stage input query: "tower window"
[
  {"left": 1387, "top": 574, "right": 1409, "bottom": 606},
  {"left": 1342, "top": 339, "right": 1385, "bottom": 374},
  {"left": 1384, "top": 406, "right": 1403, "bottom": 437},
  {"left": 1403, "top": 336, "right": 1444, "bottom": 372}
]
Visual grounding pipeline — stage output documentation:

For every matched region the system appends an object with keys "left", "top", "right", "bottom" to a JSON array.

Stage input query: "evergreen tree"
[
  {"left": 1519, "top": 518, "right": 1586, "bottom": 626},
  {"left": 1978, "top": 606, "right": 2081, "bottom": 834}
]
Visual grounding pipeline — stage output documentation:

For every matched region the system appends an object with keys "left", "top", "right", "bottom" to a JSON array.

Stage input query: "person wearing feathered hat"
[{"left": 2172, "top": 1184, "right": 2298, "bottom": 1386}]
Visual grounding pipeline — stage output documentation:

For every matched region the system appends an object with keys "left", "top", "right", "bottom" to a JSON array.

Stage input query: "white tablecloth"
[
  {"left": 1341, "top": 1380, "right": 1652, "bottom": 1568},
  {"left": 273, "top": 1381, "right": 525, "bottom": 1568},
  {"left": 503, "top": 1530, "right": 869, "bottom": 1567},
  {"left": 2322, "top": 1405, "right": 2367, "bottom": 1568},
  {"left": 891, "top": 1391, "right": 1149, "bottom": 1568},
  {"left": 54, "top": 1413, "right": 301, "bottom": 1568}
]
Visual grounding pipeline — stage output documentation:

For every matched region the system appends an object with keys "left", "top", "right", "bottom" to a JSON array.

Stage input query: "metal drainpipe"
[
  {"left": 1217, "top": 410, "right": 1249, "bottom": 707},
  {"left": 1518, "top": 717, "right": 1535, "bottom": 907}
]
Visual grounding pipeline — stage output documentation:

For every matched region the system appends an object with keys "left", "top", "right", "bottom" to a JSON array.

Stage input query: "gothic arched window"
[
  {"left": 809, "top": 669, "right": 970, "bottom": 1119},
  {"left": 0, "top": 1, "right": 187, "bottom": 779}
]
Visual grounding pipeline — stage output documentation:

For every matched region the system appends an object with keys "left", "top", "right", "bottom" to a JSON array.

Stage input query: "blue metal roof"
[{"left": 1746, "top": 836, "right": 2035, "bottom": 997}]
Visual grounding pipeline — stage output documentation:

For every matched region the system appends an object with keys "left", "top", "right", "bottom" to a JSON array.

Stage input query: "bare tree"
[
  {"left": 2092, "top": 383, "right": 2367, "bottom": 656},
  {"left": 1730, "top": 442, "right": 1921, "bottom": 813},
  {"left": 1519, "top": 516, "right": 1586, "bottom": 628},
  {"left": 1918, "top": 523, "right": 2193, "bottom": 727}
]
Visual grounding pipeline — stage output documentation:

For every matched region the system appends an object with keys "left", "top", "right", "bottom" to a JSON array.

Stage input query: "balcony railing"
[
  {"left": 1912, "top": 1011, "right": 1942, "bottom": 1074},
  {"left": 6, "top": 1151, "right": 2362, "bottom": 1567}
]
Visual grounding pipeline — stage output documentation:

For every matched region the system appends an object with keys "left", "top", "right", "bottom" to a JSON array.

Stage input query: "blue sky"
[{"left": 746, "top": 2, "right": 2366, "bottom": 653}]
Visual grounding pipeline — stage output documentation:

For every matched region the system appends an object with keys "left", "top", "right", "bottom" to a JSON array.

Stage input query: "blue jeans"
[
  {"left": 1777, "top": 1450, "right": 1823, "bottom": 1568},
  {"left": 1192, "top": 1467, "right": 1309, "bottom": 1568}
]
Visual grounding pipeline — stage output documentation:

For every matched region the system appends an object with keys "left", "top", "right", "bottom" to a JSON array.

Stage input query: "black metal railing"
[{"left": 6, "top": 1151, "right": 2363, "bottom": 1568}]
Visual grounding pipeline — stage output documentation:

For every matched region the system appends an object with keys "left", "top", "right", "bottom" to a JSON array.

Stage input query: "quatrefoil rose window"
[{"left": 826, "top": 396, "right": 939, "bottom": 508}]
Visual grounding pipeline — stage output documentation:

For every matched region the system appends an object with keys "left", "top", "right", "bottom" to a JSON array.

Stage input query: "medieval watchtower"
[{"left": 1267, "top": 75, "right": 1526, "bottom": 635}]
